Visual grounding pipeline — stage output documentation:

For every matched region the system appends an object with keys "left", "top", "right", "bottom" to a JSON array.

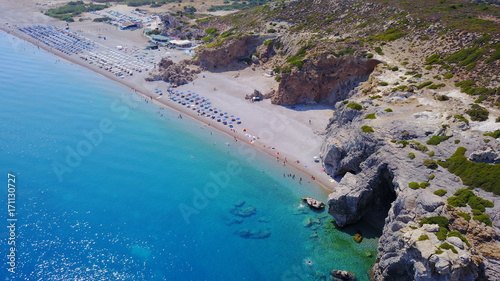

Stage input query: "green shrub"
[
  {"left": 418, "top": 234, "right": 429, "bottom": 241},
  {"left": 435, "top": 227, "right": 448, "bottom": 241},
  {"left": 274, "top": 75, "right": 281, "bottom": 82},
  {"left": 454, "top": 188, "right": 475, "bottom": 201},
  {"left": 445, "top": 47, "right": 477, "bottom": 64},
  {"left": 468, "top": 196, "right": 494, "bottom": 212},
  {"left": 365, "top": 113, "right": 376, "bottom": 119},
  {"left": 496, "top": 117, "right": 500, "bottom": 123},
  {"left": 483, "top": 130, "right": 500, "bottom": 139},
  {"left": 384, "top": 108, "right": 393, "bottom": 112},
  {"left": 398, "top": 140, "right": 409, "bottom": 147},
  {"left": 444, "top": 73, "right": 454, "bottom": 79},
  {"left": 205, "top": 27, "right": 217, "bottom": 35},
  {"left": 414, "top": 73, "right": 422, "bottom": 78},
  {"left": 448, "top": 231, "right": 471, "bottom": 247},
  {"left": 436, "top": 249, "right": 444, "bottom": 254},
  {"left": 416, "top": 81, "right": 433, "bottom": 89},
  {"left": 420, "top": 216, "right": 449, "bottom": 229},
  {"left": 474, "top": 95, "right": 488, "bottom": 104},
  {"left": 429, "top": 174, "right": 435, "bottom": 180},
  {"left": 361, "top": 125, "right": 374, "bottom": 133},
  {"left": 440, "top": 242, "right": 458, "bottom": 254},
  {"left": 473, "top": 213, "right": 492, "bottom": 226},
  {"left": 425, "top": 54, "right": 442, "bottom": 65},
  {"left": 343, "top": 100, "right": 349, "bottom": 104},
  {"left": 347, "top": 102, "right": 363, "bottom": 110},
  {"left": 417, "top": 144, "right": 429, "bottom": 152},
  {"left": 466, "top": 104, "right": 489, "bottom": 121},
  {"left": 391, "top": 139, "right": 397, "bottom": 143},
  {"left": 455, "top": 140, "right": 461, "bottom": 144},
  {"left": 267, "top": 28, "right": 276, "bottom": 33},
  {"left": 379, "top": 82, "right": 389, "bottom": 86},
  {"left": 391, "top": 66, "right": 399, "bottom": 71},
  {"left": 447, "top": 196, "right": 467, "bottom": 207},
  {"left": 423, "top": 159, "right": 438, "bottom": 169},
  {"left": 471, "top": 209, "right": 483, "bottom": 216},
  {"left": 434, "top": 189, "right": 447, "bottom": 196},
  {"left": 454, "top": 115, "right": 469, "bottom": 125},
  {"left": 409, "top": 182, "right": 420, "bottom": 190},
  {"left": 409, "top": 152, "right": 415, "bottom": 159},
  {"left": 457, "top": 212, "right": 471, "bottom": 221},
  {"left": 45, "top": 1, "right": 107, "bottom": 21},
  {"left": 428, "top": 151, "right": 435, "bottom": 157},
  {"left": 427, "top": 135, "right": 451, "bottom": 145},
  {"left": 429, "top": 83, "right": 446, "bottom": 89},
  {"left": 375, "top": 46, "right": 384, "bottom": 55},
  {"left": 420, "top": 182, "right": 430, "bottom": 189},
  {"left": 439, "top": 148, "right": 500, "bottom": 196}
]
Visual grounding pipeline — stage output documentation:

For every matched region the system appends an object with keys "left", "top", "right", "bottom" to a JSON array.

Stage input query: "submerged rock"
[
  {"left": 353, "top": 233, "right": 363, "bottom": 243},
  {"left": 230, "top": 202, "right": 257, "bottom": 217},
  {"left": 235, "top": 228, "right": 271, "bottom": 239},
  {"left": 330, "top": 270, "right": 356, "bottom": 280}
]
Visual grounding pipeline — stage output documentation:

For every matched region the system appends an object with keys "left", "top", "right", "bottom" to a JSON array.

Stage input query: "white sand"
[{"left": 0, "top": 0, "right": 336, "bottom": 191}]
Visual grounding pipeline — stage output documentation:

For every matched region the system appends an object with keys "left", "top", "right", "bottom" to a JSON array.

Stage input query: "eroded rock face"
[
  {"left": 147, "top": 58, "right": 200, "bottom": 86},
  {"left": 271, "top": 54, "right": 380, "bottom": 105},
  {"left": 469, "top": 148, "right": 500, "bottom": 164},
  {"left": 194, "top": 35, "right": 266, "bottom": 69},
  {"left": 320, "top": 91, "right": 500, "bottom": 280}
]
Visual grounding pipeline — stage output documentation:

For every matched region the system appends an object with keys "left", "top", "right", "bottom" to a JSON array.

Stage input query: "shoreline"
[{"left": 0, "top": 22, "right": 335, "bottom": 193}]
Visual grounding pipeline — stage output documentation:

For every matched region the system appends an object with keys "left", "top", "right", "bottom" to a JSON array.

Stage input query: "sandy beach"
[{"left": 0, "top": 0, "right": 336, "bottom": 191}]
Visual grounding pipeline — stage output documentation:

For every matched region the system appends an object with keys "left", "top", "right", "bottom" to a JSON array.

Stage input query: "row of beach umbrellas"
[
  {"left": 18, "top": 25, "right": 95, "bottom": 55},
  {"left": 163, "top": 89, "right": 242, "bottom": 128}
]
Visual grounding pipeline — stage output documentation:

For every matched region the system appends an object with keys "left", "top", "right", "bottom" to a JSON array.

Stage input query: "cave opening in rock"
[{"left": 363, "top": 166, "right": 397, "bottom": 230}]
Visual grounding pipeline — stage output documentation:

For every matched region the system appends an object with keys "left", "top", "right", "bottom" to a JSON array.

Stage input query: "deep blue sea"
[{"left": 0, "top": 32, "right": 379, "bottom": 281}]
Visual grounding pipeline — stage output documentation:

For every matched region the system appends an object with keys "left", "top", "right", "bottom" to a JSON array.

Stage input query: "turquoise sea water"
[{"left": 0, "top": 32, "right": 379, "bottom": 280}]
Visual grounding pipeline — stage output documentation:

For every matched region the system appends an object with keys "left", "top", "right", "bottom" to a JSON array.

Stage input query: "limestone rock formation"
[
  {"left": 194, "top": 35, "right": 269, "bottom": 69},
  {"left": 271, "top": 54, "right": 380, "bottom": 105},
  {"left": 302, "top": 197, "right": 326, "bottom": 210},
  {"left": 320, "top": 90, "right": 500, "bottom": 279},
  {"left": 469, "top": 148, "right": 500, "bottom": 164},
  {"left": 330, "top": 270, "right": 356, "bottom": 280},
  {"left": 147, "top": 58, "right": 200, "bottom": 86}
]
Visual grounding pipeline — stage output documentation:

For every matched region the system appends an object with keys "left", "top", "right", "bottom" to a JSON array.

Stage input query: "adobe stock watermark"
[
  {"left": 52, "top": 94, "right": 141, "bottom": 182},
  {"left": 6, "top": 173, "right": 17, "bottom": 274},
  {"left": 178, "top": 112, "right": 298, "bottom": 225}
]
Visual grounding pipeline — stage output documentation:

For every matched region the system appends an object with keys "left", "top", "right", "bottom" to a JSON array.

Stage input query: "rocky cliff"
[
  {"left": 320, "top": 75, "right": 500, "bottom": 279},
  {"left": 271, "top": 54, "right": 380, "bottom": 105},
  {"left": 194, "top": 35, "right": 267, "bottom": 69}
]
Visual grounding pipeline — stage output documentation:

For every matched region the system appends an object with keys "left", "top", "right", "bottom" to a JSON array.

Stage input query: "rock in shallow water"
[
  {"left": 230, "top": 203, "right": 256, "bottom": 217},
  {"left": 235, "top": 228, "right": 271, "bottom": 239},
  {"left": 330, "top": 270, "right": 356, "bottom": 280}
]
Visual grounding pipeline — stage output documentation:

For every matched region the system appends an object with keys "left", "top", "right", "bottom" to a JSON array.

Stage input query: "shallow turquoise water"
[{"left": 0, "top": 32, "right": 379, "bottom": 280}]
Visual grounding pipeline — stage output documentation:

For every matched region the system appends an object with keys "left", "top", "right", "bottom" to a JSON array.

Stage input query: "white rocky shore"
[{"left": 320, "top": 66, "right": 500, "bottom": 280}]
